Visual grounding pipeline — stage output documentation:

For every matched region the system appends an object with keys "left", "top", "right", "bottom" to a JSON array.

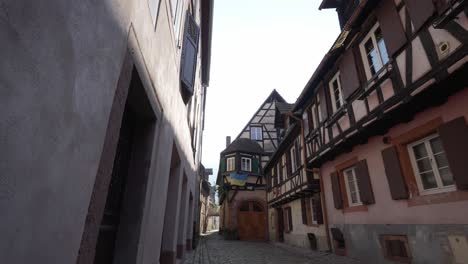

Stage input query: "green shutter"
[
  {"left": 252, "top": 157, "right": 260, "bottom": 174},
  {"left": 220, "top": 158, "right": 226, "bottom": 173}
]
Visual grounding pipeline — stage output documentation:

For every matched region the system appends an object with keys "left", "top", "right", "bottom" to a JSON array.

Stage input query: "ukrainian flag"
[{"left": 230, "top": 173, "right": 248, "bottom": 186}]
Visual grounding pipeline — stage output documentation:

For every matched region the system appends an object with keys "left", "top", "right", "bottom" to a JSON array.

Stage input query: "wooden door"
[
  {"left": 237, "top": 201, "right": 267, "bottom": 241},
  {"left": 276, "top": 208, "right": 284, "bottom": 242}
]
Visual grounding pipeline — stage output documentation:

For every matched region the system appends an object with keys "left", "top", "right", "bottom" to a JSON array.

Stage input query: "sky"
[{"left": 202, "top": 0, "right": 341, "bottom": 186}]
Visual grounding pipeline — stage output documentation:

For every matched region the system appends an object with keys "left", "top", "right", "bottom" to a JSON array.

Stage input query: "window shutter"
[
  {"left": 180, "top": 12, "right": 200, "bottom": 103},
  {"left": 279, "top": 161, "right": 283, "bottom": 182},
  {"left": 307, "top": 107, "right": 314, "bottom": 130},
  {"left": 355, "top": 159, "right": 375, "bottom": 204},
  {"left": 252, "top": 157, "right": 260, "bottom": 174},
  {"left": 331, "top": 172, "right": 343, "bottom": 209},
  {"left": 382, "top": 146, "right": 409, "bottom": 199},
  {"left": 288, "top": 208, "right": 293, "bottom": 231},
  {"left": 318, "top": 83, "right": 329, "bottom": 120},
  {"left": 405, "top": 0, "right": 435, "bottom": 32},
  {"left": 438, "top": 117, "right": 468, "bottom": 190},
  {"left": 301, "top": 198, "right": 307, "bottom": 225},
  {"left": 313, "top": 196, "right": 324, "bottom": 225},
  {"left": 235, "top": 153, "right": 241, "bottom": 172},
  {"left": 220, "top": 158, "right": 226, "bottom": 173},
  {"left": 339, "top": 48, "right": 360, "bottom": 99},
  {"left": 376, "top": 0, "right": 407, "bottom": 57},
  {"left": 286, "top": 152, "right": 292, "bottom": 176},
  {"left": 295, "top": 140, "right": 301, "bottom": 168}
]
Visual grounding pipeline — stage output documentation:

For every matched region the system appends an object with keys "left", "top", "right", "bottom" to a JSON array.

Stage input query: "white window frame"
[
  {"left": 250, "top": 126, "right": 263, "bottom": 141},
  {"left": 311, "top": 104, "right": 319, "bottom": 129},
  {"left": 290, "top": 146, "right": 297, "bottom": 172},
  {"left": 343, "top": 167, "right": 362, "bottom": 207},
  {"left": 309, "top": 198, "right": 318, "bottom": 225},
  {"left": 359, "top": 23, "right": 390, "bottom": 80},
  {"left": 328, "top": 72, "right": 344, "bottom": 113},
  {"left": 407, "top": 134, "right": 455, "bottom": 195},
  {"left": 170, "top": 0, "right": 185, "bottom": 46},
  {"left": 271, "top": 167, "right": 276, "bottom": 186},
  {"left": 241, "top": 157, "right": 252, "bottom": 172},
  {"left": 226, "top": 156, "right": 235, "bottom": 171},
  {"left": 282, "top": 155, "right": 287, "bottom": 180}
]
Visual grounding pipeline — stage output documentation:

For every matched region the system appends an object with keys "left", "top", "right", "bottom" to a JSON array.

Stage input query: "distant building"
[
  {"left": 217, "top": 90, "right": 286, "bottom": 240},
  {"left": 265, "top": 0, "right": 468, "bottom": 263},
  {"left": 0, "top": 1, "right": 213, "bottom": 264}
]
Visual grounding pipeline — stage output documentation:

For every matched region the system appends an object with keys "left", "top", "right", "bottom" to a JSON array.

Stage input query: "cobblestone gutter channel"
[{"left": 183, "top": 231, "right": 362, "bottom": 264}]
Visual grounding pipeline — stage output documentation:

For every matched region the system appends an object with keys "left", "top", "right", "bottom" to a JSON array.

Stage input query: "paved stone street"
[{"left": 183, "top": 231, "right": 362, "bottom": 264}]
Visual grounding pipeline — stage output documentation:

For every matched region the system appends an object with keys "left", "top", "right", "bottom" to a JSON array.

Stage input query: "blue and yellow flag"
[{"left": 229, "top": 173, "right": 248, "bottom": 186}]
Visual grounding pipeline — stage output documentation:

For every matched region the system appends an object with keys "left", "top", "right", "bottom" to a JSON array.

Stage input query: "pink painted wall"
[{"left": 322, "top": 88, "right": 468, "bottom": 225}]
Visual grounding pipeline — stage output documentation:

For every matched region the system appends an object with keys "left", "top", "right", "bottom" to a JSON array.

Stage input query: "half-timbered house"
[
  {"left": 217, "top": 90, "right": 286, "bottom": 241},
  {"left": 288, "top": 0, "right": 467, "bottom": 263}
]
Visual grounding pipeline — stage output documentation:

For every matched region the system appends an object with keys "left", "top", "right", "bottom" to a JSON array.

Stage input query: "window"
[
  {"left": 311, "top": 104, "right": 319, "bottom": 129},
  {"left": 284, "top": 207, "right": 293, "bottom": 232},
  {"left": 271, "top": 167, "right": 276, "bottom": 186},
  {"left": 359, "top": 24, "right": 390, "bottom": 79},
  {"left": 241, "top": 157, "right": 252, "bottom": 172},
  {"left": 328, "top": 72, "right": 344, "bottom": 113},
  {"left": 226, "top": 157, "right": 235, "bottom": 171},
  {"left": 282, "top": 155, "right": 287, "bottom": 181},
  {"left": 170, "top": 0, "right": 185, "bottom": 44},
  {"left": 250, "top": 126, "right": 263, "bottom": 141},
  {"left": 290, "top": 146, "right": 298, "bottom": 173},
  {"left": 310, "top": 198, "right": 318, "bottom": 224},
  {"left": 407, "top": 134, "right": 455, "bottom": 195},
  {"left": 381, "top": 235, "right": 411, "bottom": 262},
  {"left": 316, "top": 94, "right": 323, "bottom": 123},
  {"left": 343, "top": 167, "right": 362, "bottom": 206}
]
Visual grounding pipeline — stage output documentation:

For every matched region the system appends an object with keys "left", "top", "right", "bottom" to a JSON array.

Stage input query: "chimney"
[{"left": 226, "top": 136, "right": 231, "bottom": 148}]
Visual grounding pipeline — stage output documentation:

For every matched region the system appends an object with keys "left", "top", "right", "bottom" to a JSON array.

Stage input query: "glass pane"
[
  {"left": 420, "top": 171, "right": 438, "bottom": 189},
  {"left": 430, "top": 137, "right": 443, "bottom": 154},
  {"left": 417, "top": 158, "right": 432, "bottom": 172},
  {"left": 412, "top": 143, "right": 428, "bottom": 159},
  {"left": 434, "top": 153, "right": 449, "bottom": 168},
  {"left": 439, "top": 167, "right": 454, "bottom": 186},
  {"left": 350, "top": 192, "right": 358, "bottom": 204},
  {"left": 375, "top": 27, "right": 389, "bottom": 65}
]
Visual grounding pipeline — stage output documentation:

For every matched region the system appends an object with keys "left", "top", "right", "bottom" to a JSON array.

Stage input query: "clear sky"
[{"left": 202, "top": 0, "right": 341, "bottom": 186}]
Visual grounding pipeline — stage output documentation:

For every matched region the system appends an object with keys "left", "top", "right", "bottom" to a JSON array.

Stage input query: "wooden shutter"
[
  {"left": 355, "top": 159, "right": 375, "bottom": 204},
  {"left": 382, "top": 146, "right": 409, "bottom": 199},
  {"left": 180, "top": 12, "right": 200, "bottom": 101},
  {"left": 438, "top": 117, "right": 468, "bottom": 190},
  {"left": 376, "top": 0, "right": 407, "bottom": 57},
  {"left": 294, "top": 140, "right": 301, "bottom": 168},
  {"left": 339, "top": 48, "right": 360, "bottom": 99},
  {"left": 273, "top": 169, "right": 278, "bottom": 186},
  {"left": 252, "top": 157, "right": 260, "bottom": 174},
  {"left": 279, "top": 160, "right": 284, "bottom": 182},
  {"left": 220, "top": 158, "right": 226, "bottom": 173},
  {"left": 286, "top": 151, "right": 292, "bottom": 176},
  {"left": 405, "top": 0, "right": 435, "bottom": 32},
  {"left": 301, "top": 198, "right": 307, "bottom": 225},
  {"left": 318, "top": 83, "right": 329, "bottom": 120},
  {"left": 313, "top": 196, "right": 324, "bottom": 225},
  {"left": 331, "top": 172, "right": 343, "bottom": 209},
  {"left": 287, "top": 208, "right": 293, "bottom": 231},
  {"left": 235, "top": 153, "right": 241, "bottom": 171}
]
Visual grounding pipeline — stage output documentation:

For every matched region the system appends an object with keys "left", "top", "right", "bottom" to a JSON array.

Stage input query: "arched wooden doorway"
[{"left": 237, "top": 201, "right": 267, "bottom": 241}]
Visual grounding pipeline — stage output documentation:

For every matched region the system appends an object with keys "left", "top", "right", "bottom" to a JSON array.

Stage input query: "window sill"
[
  {"left": 343, "top": 205, "right": 368, "bottom": 213},
  {"left": 407, "top": 190, "right": 468, "bottom": 207}
]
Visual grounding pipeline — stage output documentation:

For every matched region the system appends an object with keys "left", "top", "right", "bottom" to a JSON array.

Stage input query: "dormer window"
[
  {"left": 329, "top": 72, "right": 344, "bottom": 113},
  {"left": 226, "top": 156, "right": 235, "bottom": 171},
  {"left": 359, "top": 24, "right": 389, "bottom": 80},
  {"left": 241, "top": 157, "right": 252, "bottom": 172}
]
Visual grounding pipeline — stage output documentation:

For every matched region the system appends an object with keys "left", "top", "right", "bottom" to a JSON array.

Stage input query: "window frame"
[
  {"left": 290, "top": 145, "right": 298, "bottom": 173},
  {"left": 343, "top": 166, "right": 362, "bottom": 207},
  {"left": 226, "top": 156, "right": 235, "bottom": 172},
  {"left": 250, "top": 126, "right": 263, "bottom": 141},
  {"left": 407, "top": 134, "right": 455, "bottom": 195},
  {"left": 241, "top": 157, "right": 252, "bottom": 172},
  {"left": 309, "top": 197, "right": 318, "bottom": 225},
  {"left": 359, "top": 23, "right": 390, "bottom": 80},
  {"left": 328, "top": 72, "right": 344, "bottom": 113},
  {"left": 380, "top": 235, "right": 412, "bottom": 263},
  {"left": 283, "top": 207, "right": 293, "bottom": 233}
]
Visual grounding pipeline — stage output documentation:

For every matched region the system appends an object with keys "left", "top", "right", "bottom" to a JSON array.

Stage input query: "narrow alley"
[{"left": 184, "top": 232, "right": 361, "bottom": 264}]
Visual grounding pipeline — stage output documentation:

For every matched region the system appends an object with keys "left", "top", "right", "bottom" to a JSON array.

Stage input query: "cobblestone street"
[{"left": 183, "top": 231, "right": 362, "bottom": 264}]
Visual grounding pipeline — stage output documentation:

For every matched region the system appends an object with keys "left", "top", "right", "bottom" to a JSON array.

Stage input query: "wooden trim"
[
  {"left": 335, "top": 157, "right": 359, "bottom": 172},
  {"left": 343, "top": 204, "right": 368, "bottom": 213},
  {"left": 407, "top": 190, "right": 468, "bottom": 207}
]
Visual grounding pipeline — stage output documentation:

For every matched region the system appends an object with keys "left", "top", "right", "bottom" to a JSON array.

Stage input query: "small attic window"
[{"left": 250, "top": 126, "right": 263, "bottom": 141}]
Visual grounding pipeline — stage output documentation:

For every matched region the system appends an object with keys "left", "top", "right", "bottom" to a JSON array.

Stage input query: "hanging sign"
[{"left": 229, "top": 173, "right": 248, "bottom": 186}]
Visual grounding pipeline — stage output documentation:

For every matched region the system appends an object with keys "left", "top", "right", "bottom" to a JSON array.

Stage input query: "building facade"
[
  {"left": 0, "top": 0, "right": 213, "bottom": 264},
  {"left": 217, "top": 90, "right": 285, "bottom": 241},
  {"left": 279, "top": 0, "right": 467, "bottom": 263}
]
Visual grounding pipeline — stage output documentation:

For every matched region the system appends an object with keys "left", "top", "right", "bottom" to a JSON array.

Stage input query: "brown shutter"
[
  {"left": 382, "top": 146, "right": 409, "bottom": 199},
  {"left": 376, "top": 0, "right": 407, "bottom": 56},
  {"left": 339, "top": 48, "right": 360, "bottom": 99},
  {"left": 286, "top": 151, "right": 292, "bottom": 176},
  {"left": 307, "top": 107, "right": 314, "bottom": 130},
  {"left": 273, "top": 169, "right": 278, "bottom": 186},
  {"left": 438, "top": 117, "right": 468, "bottom": 190},
  {"left": 301, "top": 198, "right": 307, "bottom": 225},
  {"left": 279, "top": 161, "right": 284, "bottom": 182},
  {"left": 288, "top": 208, "right": 293, "bottom": 231},
  {"left": 318, "top": 83, "right": 329, "bottom": 120},
  {"left": 405, "top": 0, "right": 435, "bottom": 32},
  {"left": 235, "top": 152, "right": 241, "bottom": 171},
  {"left": 295, "top": 140, "right": 301, "bottom": 167},
  {"left": 355, "top": 159, "right": 375, "bottom": 204},
  {"left": 313, "top": 196, "right": 324, "bottom": 225},
  {"left": 331, "top": 172, "right": 343, "bottom": 209}
]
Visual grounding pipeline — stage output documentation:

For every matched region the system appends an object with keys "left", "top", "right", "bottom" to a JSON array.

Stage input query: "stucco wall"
[
  {"left": 0, "top": 0, "right": 205, "bottom": 263},
  {"left": 282, "top": 199, "right": 328, "bottom": 251}
]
